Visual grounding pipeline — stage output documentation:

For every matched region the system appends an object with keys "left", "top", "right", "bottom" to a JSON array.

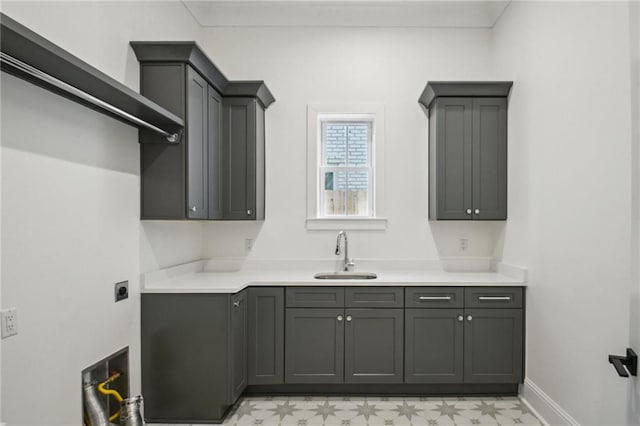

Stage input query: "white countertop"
[{"left": 142, "top": 259, "right": 527, "bottom": 293}]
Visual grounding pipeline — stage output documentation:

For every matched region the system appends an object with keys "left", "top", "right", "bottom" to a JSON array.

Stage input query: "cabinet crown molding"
[
  {"left": 419, "top": 81, "right": 513, "bottom": 111},
  {"left": 130, "top": 41, "right": 275, "bottom": 108}
]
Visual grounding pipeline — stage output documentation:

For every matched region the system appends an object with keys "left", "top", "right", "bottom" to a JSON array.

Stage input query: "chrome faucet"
[{"left": 335, "top": 231, "right": 355, "bottom": 272}]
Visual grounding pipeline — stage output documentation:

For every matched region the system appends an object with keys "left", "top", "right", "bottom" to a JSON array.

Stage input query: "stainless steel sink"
[{"left": 313, "top": 272, "right": 378, "bottom": 280}]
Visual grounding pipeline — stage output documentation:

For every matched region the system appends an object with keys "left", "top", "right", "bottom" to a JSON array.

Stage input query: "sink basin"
[{"left": 314, "top": 272, "right": 378, "bottom": 280}]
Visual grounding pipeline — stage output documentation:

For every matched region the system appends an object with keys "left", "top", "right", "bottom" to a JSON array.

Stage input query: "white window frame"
[{"left": 307, "top": 104, "right": 387, "bottom": 231}]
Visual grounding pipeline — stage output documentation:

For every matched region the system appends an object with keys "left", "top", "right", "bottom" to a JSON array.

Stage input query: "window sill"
[{"left": 306, "top": 217, "right": 388, "bottom": 231}]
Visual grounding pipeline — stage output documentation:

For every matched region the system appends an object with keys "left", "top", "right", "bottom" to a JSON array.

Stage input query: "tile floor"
[{"left": 151, "top": 396, "right": 543, "bottom": 426}]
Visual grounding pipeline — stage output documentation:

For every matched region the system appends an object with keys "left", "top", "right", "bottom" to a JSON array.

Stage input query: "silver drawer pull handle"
[
  {"left": 233, "top": 301, "right": 240, "bottom": 307},
  {"left": 190, "top": 206, "right": 197, "bottom": 212},
  {"left": 419, "top": 296, "right": 452, "bottom": 300},
  {"left": 478, "top": 296, "right": 512, "bottom": 301}
]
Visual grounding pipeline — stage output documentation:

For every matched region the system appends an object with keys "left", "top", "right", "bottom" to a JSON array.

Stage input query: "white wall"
[
  {"left": 492, "top": 2, "right": 633, "bottom": 424},
  {"left": 629, "top": 1, "right": 640, "bottom": 423},
  {"left": 0, "top": 2, "right": 203, "bottom": 423},
  {"left": 201, "top": 27, "right": 503, "bottom": 264}
]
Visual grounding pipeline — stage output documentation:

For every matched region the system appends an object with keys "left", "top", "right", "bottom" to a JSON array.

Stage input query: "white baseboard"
[{"left": 521, "top": 378, "right": 580, "bottom": 426}]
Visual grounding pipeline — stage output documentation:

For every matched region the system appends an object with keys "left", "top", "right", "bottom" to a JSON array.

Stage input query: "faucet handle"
[{"left": 345, "top": 259, "right": 355, "bottom": 272}]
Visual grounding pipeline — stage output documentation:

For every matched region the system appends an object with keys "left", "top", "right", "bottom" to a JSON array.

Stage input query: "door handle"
[{"left": 608, "top": 348, "right": 637, "bottom": 377}]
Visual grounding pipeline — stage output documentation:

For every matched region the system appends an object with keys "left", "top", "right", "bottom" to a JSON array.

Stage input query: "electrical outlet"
[
  {"left": 115, "top": 281, "right": 129, "bottom": 302},
  {"left": 459, "top": 238, "right": 469, "bottom": 252},
  {"left": 1, "top": 308, "right": 18, "bottom": 338},
  {"left": 245, "top": 238, "right": 254, "bottom": 254}
]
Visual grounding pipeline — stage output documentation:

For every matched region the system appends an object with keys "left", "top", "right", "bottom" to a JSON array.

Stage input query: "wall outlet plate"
[
  {"left": 115, "top": 281, "right": 129, "bottom": 302},
  {"left": 1, "top": 308, "right": 18, "bottom": 338}
]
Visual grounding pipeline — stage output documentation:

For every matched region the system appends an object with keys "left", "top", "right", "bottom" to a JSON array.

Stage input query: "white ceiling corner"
[{"left": 180, "top": 0, "right": 511, "bottom": 28}]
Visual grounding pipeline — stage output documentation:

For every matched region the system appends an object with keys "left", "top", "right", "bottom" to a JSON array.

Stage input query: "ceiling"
[{"left": 181, "top": 0, "right": 512, "bottom": 28}]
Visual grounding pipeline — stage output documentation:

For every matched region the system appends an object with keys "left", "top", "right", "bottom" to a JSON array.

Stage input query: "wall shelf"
[{"left": 0, "top": 13, "right": 184, "bottom": 143}]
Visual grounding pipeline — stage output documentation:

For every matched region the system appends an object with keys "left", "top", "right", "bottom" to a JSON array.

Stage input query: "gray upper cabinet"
[
  {"left": 131, "top": 42, "right": 274, "bottom": 221},
  {"left": 208, "top": 86, "right": 223, "bottom": 219},
  {"left": 135, "top": 62, "right": 219, "bottom": 219},
  {"left": 419, "top": 82, "right": 512, "bottom": 221},
  {"left": 186, "top": 67, "right": 210, "bottom": 219},
  {"left": 222, "top": 97, "right": 265, "bottom": 220}
]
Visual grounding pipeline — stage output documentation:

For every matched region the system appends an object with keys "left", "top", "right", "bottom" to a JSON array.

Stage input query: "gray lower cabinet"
[
  {"left": 230, "top": 291, "right": 248, "bottom": 401},
  {"left": 222, "top": 97, "right": 265, "bottom": 220},
  {"left": 405, "top": 308, "right": 464, "bottom": 383},
  {"left": 285, "top": 308, "right": 345, "bottom": 384},
  {"left": 248, "top": 287, "right": 284, "bottom": 385},
  {"left": 141, "top": 285, "right": 524, "bottom": 423},
  {"left": 463, "top": 308, "right": 523, "bottom": 383},
  {"left": 405, "top": 287, "right": 524, "bottom": 385},
  {"left": 141, "top": 291, "right": 246, "bottom": 423},
  {"left": 344, "top": 309, "right": 403, "bottom": 384}
]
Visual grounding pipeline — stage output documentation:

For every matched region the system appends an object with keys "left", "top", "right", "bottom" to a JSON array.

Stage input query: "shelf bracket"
[{"left": 608, "top": 348, "right": 637, "bottom": 377}]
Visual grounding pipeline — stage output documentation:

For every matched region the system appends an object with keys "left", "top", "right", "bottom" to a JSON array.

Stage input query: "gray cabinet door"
[
  {"left": 432, "top": 97, "right": 473, "bottom": 220},
  {"left": 207, "top": 86, "right": 223, "bottom": 219},
  {"left": 405, "top": 308, "right": 464, "bottom": 383},
  {"left": 222, "top": 97, "right": 257, "bottom": 220},
  {"left": 141, "top": 293, "right": 232, "bottom": 422},
  {"left": 139, "top": 63, "right": 186, "bottom": 219},
  {"left": 344, "top": 309, "right": 403, "bottom": 384},
  {"left": 472, "top": 98, "right": 507, "bottom": 220},
  {"left": 248, "top": 288, "right": 284, "bottom": 385},
  {"left": 230, "top": 290, "right": 247, "bottom": 402},
  {"left": 463, "top": 308, "right": 523, "bottom": 383},
  {"left": 186, "top": 67, "right": 208, "bottom": 219},
  {"left": 285, "top": 308, "right": 344, "bottom": 384}
]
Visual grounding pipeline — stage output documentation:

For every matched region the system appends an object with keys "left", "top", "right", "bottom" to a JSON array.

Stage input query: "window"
[
  {"left": 320, "top": 119, "right": 373, "bottom": 217},
  {"left": 307, "top": 104, "right": 387, "bottom": 231}
]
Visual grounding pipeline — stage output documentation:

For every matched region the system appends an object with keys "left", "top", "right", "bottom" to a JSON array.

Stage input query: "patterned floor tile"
[{"left": 149, "top": 395, "right": 543, "bottom": 426}]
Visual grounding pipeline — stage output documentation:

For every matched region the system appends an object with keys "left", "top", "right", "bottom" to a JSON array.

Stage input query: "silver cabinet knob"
[
  {"left": 457, "top": 315, "right": 464, "bottom": 322},
  {"left": 190, "top": 206, "right": 197, "bottom": 212},
  {"left": 233, "top": 301, "right": 240, "bottom": 307},
  {"left": 346, "top": 315, "right": 352, "bottom": 322},
  {"left": 466, "top": 209, "right": 472, "bottom": 215},
  {"left": 247, "top": 209, "right": 253, "bottom": 216},
  {"left": 467, "top": 315, "right": 473, "bottom": 321},
  {"left": 474, "top": 209, "right": 480, "bottom": 215},
  {"left": 337, "top": 315, "right": 343, "bottom": 321}
]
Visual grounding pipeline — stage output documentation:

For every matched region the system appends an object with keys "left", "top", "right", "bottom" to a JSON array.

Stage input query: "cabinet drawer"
[
  {"left": 345, "top": 287, "right": 404, "bottom": 308},
  {"left": 286, "top": 287, "right": 345, "bottom": 308},
  {"left": 464, "top": 287, "right": 523, "bottom": 308},
  {"left": 405, "top": 287, "right": 463, "bottom": 308}
]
